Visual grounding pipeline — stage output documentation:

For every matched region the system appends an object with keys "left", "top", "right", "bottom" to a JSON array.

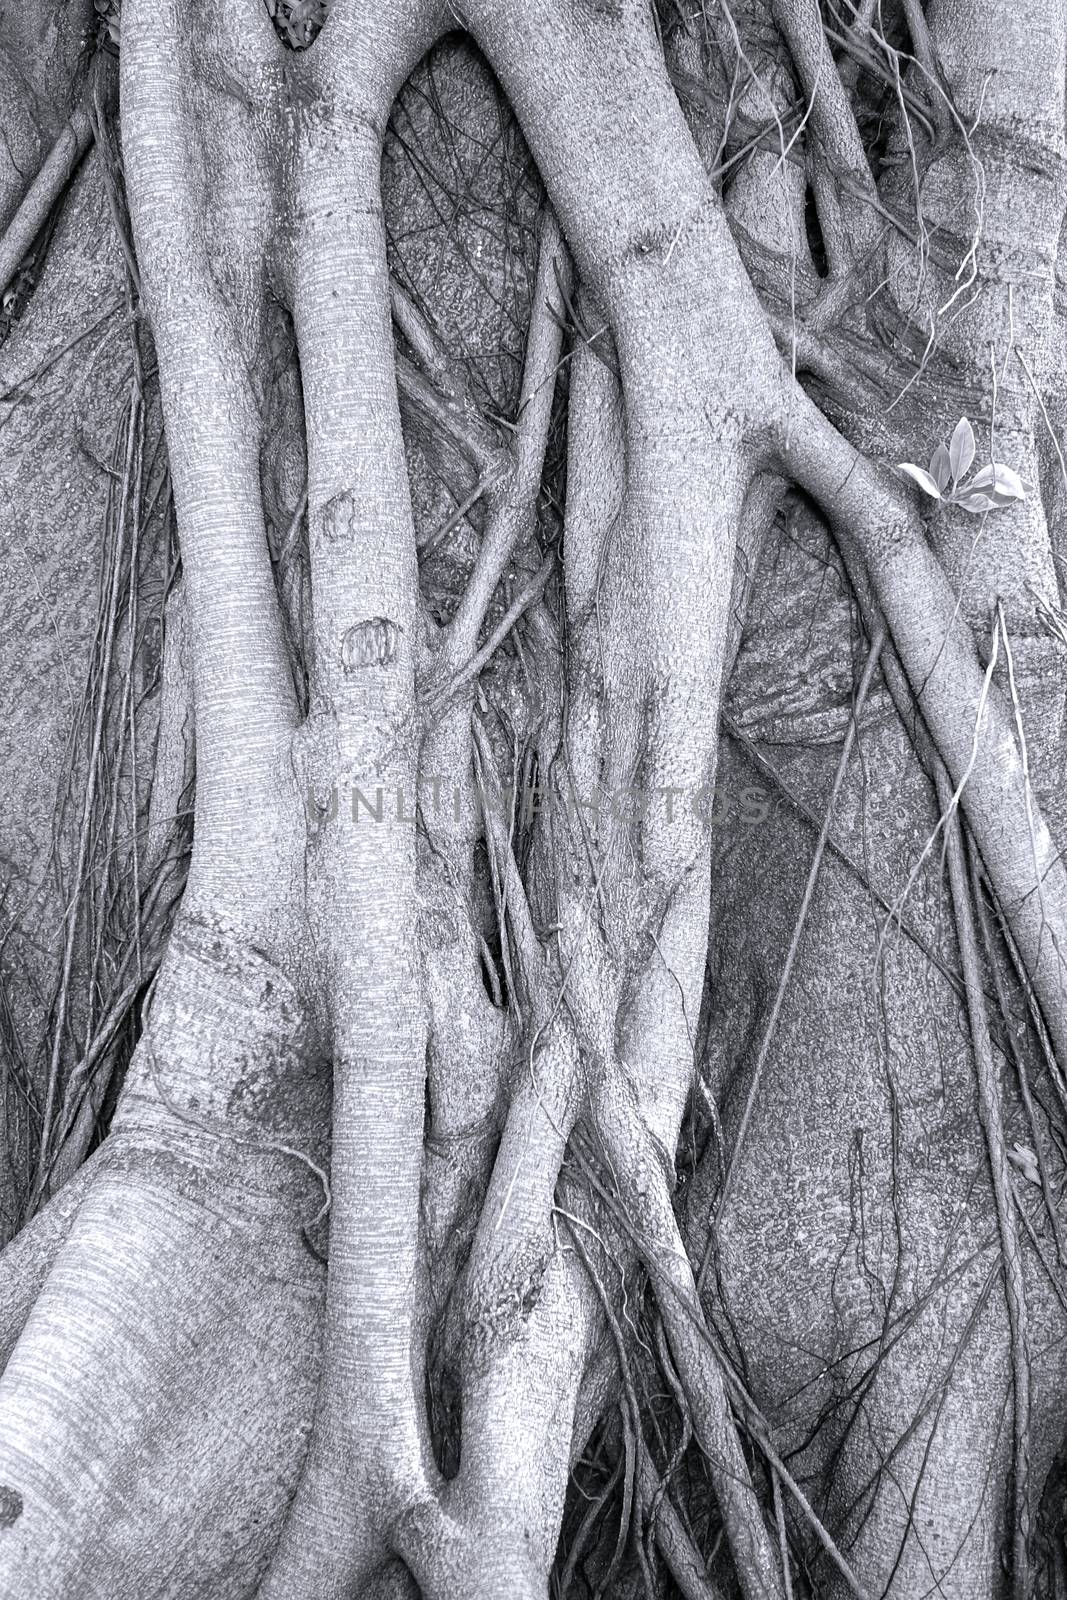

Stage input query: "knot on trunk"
[
  {"left": 342, "top": 616, "right": 401, "bottom": 672},
  {"left": 113, "top": 917, "right": 327, "bottom": 1172},
  {"left": 0, "top": 1487, "right": 23, "bottom": 1529},
  {"left": 462, "top": 1248, "right": 551, "bottom": 1373}
]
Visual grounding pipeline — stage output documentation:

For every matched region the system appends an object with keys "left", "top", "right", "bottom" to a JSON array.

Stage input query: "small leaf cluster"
[
  {"left": 1008, "top": 1142, "right": 1041, "bottom": 1187},
  {"left": 264, "top": 0, "right": 330, "bottom": 48},
  {"left": 897, "top": 418, "right": 1026, "bottom": 515}
]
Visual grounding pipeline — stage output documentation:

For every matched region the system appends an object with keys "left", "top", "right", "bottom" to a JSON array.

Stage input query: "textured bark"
[{"left": 1, "top": 2, "right": 1066, "bottom": 1598}]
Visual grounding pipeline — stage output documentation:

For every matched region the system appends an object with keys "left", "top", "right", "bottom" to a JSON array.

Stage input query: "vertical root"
[{"left": 938, "top": 765, "right": 1031, "bottom": 1600}]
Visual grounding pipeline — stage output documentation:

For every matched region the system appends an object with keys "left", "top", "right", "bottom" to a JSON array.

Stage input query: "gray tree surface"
[{"left": 0, "top": 0, "right": 1065, "bottom": 1595}]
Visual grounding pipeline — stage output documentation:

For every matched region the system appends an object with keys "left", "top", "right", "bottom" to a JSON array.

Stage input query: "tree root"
[{"left": 0, "top": 58, "right": 113, "bottom": 305}]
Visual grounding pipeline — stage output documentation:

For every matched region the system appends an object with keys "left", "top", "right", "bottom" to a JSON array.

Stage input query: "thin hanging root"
[
  {"left": 648, "top": 1315, "right": 693, "bottom": 1520},
  {"left": 578, "top": 1115, "right": 788, "bottom": 1600},
  {"left": 770, "top": 0, "right": 879, "bottom": 267},
  {"left": 972, "top": 861, "right": 1067, "bottom": 1269},
  {"left": 46, "top": 819, "right": 193, "bottom": 1193},
  {"left": 664, "top": 1285, "right": 868, "bottom": 1599},
  {"left": 722, "top": 713, "right": 972, "bottom": 1007},
  {"left": 441, "top": 206, "right": 570, "bottom": 674},
  {"left": 937, "top": 767, "right": 1031, "bottom": 1600},
  {"left": 636, "top": 1449, "right": 726, "bottom": 1600},
  {"left": 771, "top": 1472, "right": 794, "bottom": 1600},
  {"left": 992, "top": 896, "right": 1067, "bottom": 1129},
  {"left": 996, "top": 602, "right": 1057, "bottom": 995},
  {"left": 899, "top": 0, "right": 945, "bottom": 110},
  {"left": 390, "top": 278, "right": 453, "bottom": 389},
  {"left": 563, "top": 1219, "right": 650, "bottom": 1595},
  {"left": 435, "top": 552, "right": 555, "bottom": 711},
  {"left": 709, "top": 624, "right": 886, "bottom": 1244},
  {"left": 144, "top": 1040, "right": 331, "bottom": 1235},
  {"left": 559, "top": 1448, "right": 624, "bottom": 1597},
  {"left": 33, "top": 379, "right": 142, "bottom": 1207},
  {"left": 419, "top": 474, "right": 491, "bottom": 557},
  {"left": 677, "top": 1291, "right": 871, "bottom": 1600},
  {"left": 395, "top": 208, "right": 568, "bottom": 582},
  {"left": 574, "top": 1120, "right": 870, "bottom": 1600},
  {"left": 638, "top": 1319, "right": 724, "bottom": 1600}
]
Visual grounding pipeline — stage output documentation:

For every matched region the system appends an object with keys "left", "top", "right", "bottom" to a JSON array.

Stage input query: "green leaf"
[
  {"left": 897, "top": 462, "right": 942, "bottom": 499},
  {"left": 953, "top": 489, "right": 999, "bottom": 514},
  {"left": 928, "top": 443, "right": 952, "bottom": 494},
  {"left": 969, "top": 462, "right": 1026, "bottom": 502},
  {"left": 949, "top": 417, "right": 975, "bottom": 484}
]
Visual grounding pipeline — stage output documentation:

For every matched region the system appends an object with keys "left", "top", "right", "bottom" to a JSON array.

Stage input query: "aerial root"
[
  {"left": 939, "top": 767, "right": 1032, "bottom": 1600},
  {"left": 571, "top": 1096, "right": 872, "bottom": 1600},
  {"left": 0, "top": 55, "right": 115, "bottom": 306},
  {"left": 707, "top": 624, "right": 886, "bottom": 1252}
]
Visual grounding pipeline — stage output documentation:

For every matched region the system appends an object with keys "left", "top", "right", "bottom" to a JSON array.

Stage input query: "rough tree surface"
[{"left": 0, "top": 0, "right": 1066, "bottom": 1597}]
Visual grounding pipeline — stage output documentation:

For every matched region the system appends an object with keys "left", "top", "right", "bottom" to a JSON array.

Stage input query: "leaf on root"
[
  {"left": 949, "top": 416, "right": 976, "bottom": 484},
  {"left": 897, "top": 462, "right": 942, "bottom": 499},
  {"left": 970, "top": 462, "right": 1026, "bottom": 501},
  {"left": 929, "top": 443, "right": 952, "bottom": 494}
]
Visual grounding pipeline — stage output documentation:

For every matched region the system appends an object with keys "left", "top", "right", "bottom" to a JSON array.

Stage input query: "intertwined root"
[
  {"left": 108, "top": 0, "right": 1067, "bottom": 1590},
  {"left": 2, "top": 0, "right": 1067, "bottom": 1595}
]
